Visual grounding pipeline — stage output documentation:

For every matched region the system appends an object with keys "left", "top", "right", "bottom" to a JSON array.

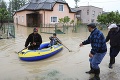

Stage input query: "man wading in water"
[{"left": 80, "top": 23, "right": 107, "bottom": 80}]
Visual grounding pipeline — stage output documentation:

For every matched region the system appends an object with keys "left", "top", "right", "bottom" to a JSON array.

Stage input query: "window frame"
[
  {"left": 50, "top": 16, "right": 58, "bottom": 23},
  {"left": 59, "top": 4, "right": 64, "bottom": 12}
]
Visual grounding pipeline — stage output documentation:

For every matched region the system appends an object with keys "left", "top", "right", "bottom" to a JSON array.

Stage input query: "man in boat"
[
  {"left": 25, "top": 27, "right": 42, "bottom": 50},
  {"left": 106, "top": 24, "right": 120, "bottom": 69},
  {"left": 48, "top": 33, "right": 61, "bottom": 47},
  {"left": 79, "top": 23, "right": 107, "bottom": 80}
]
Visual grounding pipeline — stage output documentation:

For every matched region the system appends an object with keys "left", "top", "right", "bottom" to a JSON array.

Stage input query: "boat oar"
[
  {"left": 61, "top": 43, "right": 72, "bottom": 52},
  {"left": 17, "top": 46, "right": 29, "bottom": 54},
  {"left": 17, "top": 48, "right": 26, "bottom": 53},
  {"left": 56, "top": 37, "right": 72, "bottom": 52}
]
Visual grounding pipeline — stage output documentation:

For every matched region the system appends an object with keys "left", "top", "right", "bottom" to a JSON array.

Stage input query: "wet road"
[{"left": 0, "top": 24, "right": 120, "bottom": 80}]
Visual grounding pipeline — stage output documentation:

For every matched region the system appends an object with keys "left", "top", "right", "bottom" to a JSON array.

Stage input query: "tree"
[
  {"left": 63, "top": 16, "right": 70, "bottom": 25},
  {"left": 97, "top": 11, "right": 120, "bottom": 26},
  {"left": 70, "top": 20, "right": 74, "bottom": 25},
  {"left": 8, "top": 0, "right": 28, "bottom": 21},
  {"left": 0, "top": 8, "right": 9, "bottom": 28},
  {"left": 97, "top": 14, "right": 108, "bottom": 26},
  {"left": 58, "top": 16, "right": 70, "bottom": 25},
  {"left": 58, "top": 18, "right": 64, "bottom": 24},
  {"left": 9, "top": 0, "right": 28, "bottom": 12},
  {"left": 0, "top": 0, "right": 7, "bottom": 9},
  {"left": 74, "top": 0, "right": 80, "bottom": 8},
  {"left": 113, "top": 11, "right": 120, "bottom": 24}
]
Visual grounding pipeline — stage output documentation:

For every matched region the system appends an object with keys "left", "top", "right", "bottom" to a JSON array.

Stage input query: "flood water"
[{"left": 0, "top": 24, "right": 120, "bottom": 80}]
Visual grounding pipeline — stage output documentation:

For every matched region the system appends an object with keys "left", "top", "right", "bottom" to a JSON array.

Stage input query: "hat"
[
  {"left": 87, "top": 23, "right": 96, "bottom": 28},
  {"left": 108, "top": 24, "right": 117, "bottom": 29},
  {"left": 33, "top": 28, "right": 38, "bottom": 32}
]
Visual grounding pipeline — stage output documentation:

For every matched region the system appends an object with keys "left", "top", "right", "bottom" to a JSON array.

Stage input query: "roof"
[
  {"left": 16, "top": 0, "right": 75, "bottom": 13},
  {"left": 78, "top": 6, "right": 103, "bottom": 9},
  {"left": 71, "top": 8, "right": 81, "bottom": 12}
]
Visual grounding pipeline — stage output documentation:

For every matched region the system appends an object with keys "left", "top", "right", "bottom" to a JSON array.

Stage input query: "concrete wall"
[{"left": 78, "top": 6, "right": 103, "bottom": 23}]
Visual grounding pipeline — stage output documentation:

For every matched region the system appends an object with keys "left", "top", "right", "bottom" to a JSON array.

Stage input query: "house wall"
[
  {"left": 14, "top": 11, "right": 36, "bottom": 26},
  {"left": 39, "top": 3, "right": 75, "bottom": 24},
  {"left": 14, "top": 3, "right": 76, "bottom": 26},
  {"left": 78, "top": 6, "right": 103, "bottom": 23}
]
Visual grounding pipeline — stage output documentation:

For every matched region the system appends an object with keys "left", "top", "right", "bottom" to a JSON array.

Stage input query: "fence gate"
[
  {"left": 0, "top": 23, "right": 15, "bottom": 39},
  {"left": 40, "top": 23, "right": 66, "bottom": 34}
]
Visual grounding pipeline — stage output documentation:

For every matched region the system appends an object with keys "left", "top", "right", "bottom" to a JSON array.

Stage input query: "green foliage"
[
  {"left": 97, "top": 11, "right": 120, "bottom": 26},
  {"left": 8, "top": 0, "right": 28, "bottom": 12},
  {"left": 63, "top": 16, "right": 70, "bottom": 24},
  {"left": 0, "top": 0, "right": 7, "bottom": 9},
  {"left": 0, "top": 8, "right": 8, "bottom": 20},
  {"left": 8, "top": 0, "right": 28, "bottom": 21},
  {"left": 70, "top": 20, "right": 74, "bottom": 24},
  {"left": 58, "top": 16, "right": 70, "bottom": 25},
  {"left": 0, "top": 8, "right": 9, "bottom": 28},
  {"left": 58, "top": 18, "right": 64, "bottom": 23}
]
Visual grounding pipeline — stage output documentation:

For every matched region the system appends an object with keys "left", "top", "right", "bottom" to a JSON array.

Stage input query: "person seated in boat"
[
  {"left": 48, "top": 33, "right": 62, "bottom": 47},
  {"left": 25, "top": 27, "right": 42, "bottom": 50}
]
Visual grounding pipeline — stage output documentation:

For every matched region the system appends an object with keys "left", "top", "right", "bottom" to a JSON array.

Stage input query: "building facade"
[
  {"left": 75, "top": 6, "right": 103, "bottom": 24},
  {"left": 13, "top": 0, "right": 76, "bottom": 27}
]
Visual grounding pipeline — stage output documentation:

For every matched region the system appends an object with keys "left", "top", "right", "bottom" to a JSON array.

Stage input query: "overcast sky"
[
  {"left": 66, "top": 0, "right": 120, "bottom": 12},
  {"left": 4, "top": 0, "right": 120, "bottom": 12}
]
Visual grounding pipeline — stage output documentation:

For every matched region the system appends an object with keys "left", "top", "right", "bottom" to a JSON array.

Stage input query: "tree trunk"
[{"left": 0, "top": 19, "right": 3, "bottom": 30}]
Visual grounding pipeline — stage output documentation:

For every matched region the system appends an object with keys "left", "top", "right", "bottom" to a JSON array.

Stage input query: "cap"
[
  {"left": 33, "top": 28, "right": 38, "bottom": 32},
  {"left": 108, "top": 24, "right": 117, "bottom": 29},
  {"left": 87, "top": 23, "right": 96, "bottom": 28}
]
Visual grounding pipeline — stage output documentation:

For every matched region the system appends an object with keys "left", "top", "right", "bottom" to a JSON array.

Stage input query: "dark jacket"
[
  {"left": 82, "top": 28, "right": 107, "bottom": 55},
  {"left": 106, "top": 27, "right": 120, "bottom": 47},
  {"left": 25, "top": 33, "right": 42, "bottom": 48},
  {"left": 49, "top": 36, "right": 61, "bottom": 46}
]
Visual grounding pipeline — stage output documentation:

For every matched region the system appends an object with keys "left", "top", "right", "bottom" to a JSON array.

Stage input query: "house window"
[
  {"left": 51, "top": 17, "right": 57, "bottom": 23},
  {"left": 87, "top": 10, "right": 89, "bottom": 15},
  {"left": 92, "top": 11, "right": 95, "bottom": 17},
  {"left": 59, "top": 4, "right": 64, "bottom": 11},
  {"left": 91, "top": 19, "right": 94, "bottom": 22}
]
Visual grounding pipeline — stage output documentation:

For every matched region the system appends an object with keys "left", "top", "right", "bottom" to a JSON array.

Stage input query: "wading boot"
[
  {"left": 86, "top": 64, "right": 94, "bottom": 74},
  {"left": 109, "top": 63, "right": 113, "bottom": 69},
  {"left": 109, "top": 57, "right": 115, "bottom": 69},
  {"left": 86, "top": 69, "right": 94, "bottom": 74},
  {"left": 113, "top": 57, "right": 115, "bottom": 64},
  {"left": 89, "top": 68, "right": 100, "bottom": 80}
]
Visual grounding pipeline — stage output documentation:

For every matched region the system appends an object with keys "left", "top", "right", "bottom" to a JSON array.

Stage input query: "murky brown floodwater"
[{"left": 0, "top": 24, "right": 120, "bottom": 80}]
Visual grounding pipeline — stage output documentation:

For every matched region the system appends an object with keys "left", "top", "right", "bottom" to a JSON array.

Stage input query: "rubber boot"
[
  {"left": 86, "top": 64, "right": 94, "bottom": 74},
  {"left": 113, "top": 57, "right": 115, "bottom": 64},
  {"left": 89, "top": 68, "right": 100, "bottom": 80},
  {"left": 109, "top": 57, "right": 115, "bottom": 69}
]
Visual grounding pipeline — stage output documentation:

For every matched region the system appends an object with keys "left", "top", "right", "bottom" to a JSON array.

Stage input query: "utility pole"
[{"left": 88, "top": 2, "right": 90, "bottom": 23}]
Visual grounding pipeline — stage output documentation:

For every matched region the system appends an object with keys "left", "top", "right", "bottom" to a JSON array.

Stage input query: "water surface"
[{"left": 0, "top": 24, "right": 120, "bottom": 80}]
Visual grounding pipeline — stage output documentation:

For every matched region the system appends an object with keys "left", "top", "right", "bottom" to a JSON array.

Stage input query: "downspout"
[
  {"left": 44, "top": 0, "right": 47, "bottom": 27},
  {"left": 44, "top": 8, "right": 45, "bottom": 27}
]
